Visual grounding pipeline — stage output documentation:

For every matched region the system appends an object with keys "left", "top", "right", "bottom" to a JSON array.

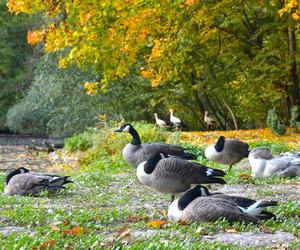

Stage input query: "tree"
[{"left": 7, "top": 0, "right": 300, "bottom": 129}]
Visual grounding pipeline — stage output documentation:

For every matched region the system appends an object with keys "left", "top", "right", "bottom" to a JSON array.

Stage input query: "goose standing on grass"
[
  {"left": 114, "top": 123, "right": 196, "bottom": 168},
  {"left": 5, "top": 167, "right": 73, "bottom": 196},
  {"left": 168, "top": 185, "right": 262, "bottom": 224},
  {"left": 192, "top": 185, "right": 277, "bottom": 220},
  {"left": 205, "top": 136, "right": 250, "bottom": 172},
  {"left": 154, "top": 113, "right": 168, "bottom": 128},
  {"left": 169, "top": 109, "right": 184, "bottom": 130},
  {"left": 136, "top": 152, "right": 226, "bottom": 202},
  {"left": 249, "top": 147, "right": 300, "bottom": 177}
]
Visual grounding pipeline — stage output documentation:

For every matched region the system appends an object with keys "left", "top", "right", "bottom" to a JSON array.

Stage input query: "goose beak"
[{"left": 114, "top": 128, "right": 122, "bottom": 132}]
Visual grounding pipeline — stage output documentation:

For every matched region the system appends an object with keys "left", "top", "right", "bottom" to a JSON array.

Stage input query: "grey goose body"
[
  {"left": 205, "top": 136, "right": 250, "bottom": 171},
  {"left": 249, "top": 147, "right": 300, "bottom": 177},
  {"left": 196, "top": 185, "right": 277, "bottom": 220},
  {"left": 5, "top": 167, "right": 73, "bottom": 196},
  {"left": 168, "top": 186, "right": 263, "bottom": 224},
  {"left": 136, "top": 153, "right": 226, "bottom": 200},
  {"left": 114, "top": 124, "right": 196, "bottom": 168}
]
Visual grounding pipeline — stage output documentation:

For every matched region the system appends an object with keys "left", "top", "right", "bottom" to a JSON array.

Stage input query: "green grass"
[{"left": 0, "top": 123, "right": 299, "bottom": 249}]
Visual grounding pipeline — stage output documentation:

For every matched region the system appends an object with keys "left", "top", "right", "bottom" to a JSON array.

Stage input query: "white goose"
[
  {"left": 249, "top": 147, "right": 300, "bottom": 177},
  {"left": 154, "top": 113, "right": 167, "bottom": 128},
  {"left": 169, "top": 109, "right": 183, "bottom": 129}
]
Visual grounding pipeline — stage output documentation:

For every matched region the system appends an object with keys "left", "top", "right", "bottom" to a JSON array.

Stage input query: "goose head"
[
  {"left": 249, "top": 147, "right": 273, "bottom": 160},
  {"left": 168, "top": 185, "right": 204, "bottom": 222},
  {"left": 6, "top": 167, "right": 29, "bottom": 185},
  {"left": 114, "top": 123, "right": 133, "bottom": 133}
]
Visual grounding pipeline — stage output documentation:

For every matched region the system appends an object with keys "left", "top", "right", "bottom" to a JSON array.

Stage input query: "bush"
[
  {"left": 267, "top": 108, "right": 287, "bottom": 136},
  {"left": 290, "top": 106, "right": 300, "bottom": 133},
  {"left": 6, "top": 54, "right": 102, "bottom": 136}
]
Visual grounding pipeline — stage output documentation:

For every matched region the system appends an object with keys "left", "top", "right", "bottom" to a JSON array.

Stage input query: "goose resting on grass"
[
  {"left": 193, "top": 185, "right": 277, "bottom": 220},
  {"left": 249, "top": 147, "right": 300, "bottom": 177},
  {"left": 168, "top": 185, "right": 264, "bottom": 224},
  {"left": 205, "top": 136, "right": 250, "bottom": 172},
  {"left": 5, "top": 167, "right": 73, "bottom": 196},
  {"left": 137, "top": 152, "right": 226, "bottom": 202},
  {"left": 114, "top": 123, "right": 196, "bottom": 168}
]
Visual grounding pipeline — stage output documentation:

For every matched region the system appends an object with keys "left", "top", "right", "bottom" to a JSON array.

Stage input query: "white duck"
[{"left": 249, "top": 147, "right": 300, "bottom": 177}]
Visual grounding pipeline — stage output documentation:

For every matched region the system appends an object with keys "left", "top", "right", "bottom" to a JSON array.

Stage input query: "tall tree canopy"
[{"left": 7, "top": 0, "right": 300, "bottom": 129}]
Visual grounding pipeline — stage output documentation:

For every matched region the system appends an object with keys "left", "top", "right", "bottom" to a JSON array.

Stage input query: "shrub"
[
  {"left": 289, "top": 106, "right": 300, "bottom": 133},
  {"left": 267, "top": 108, "right": 287, "bottom": 136}
]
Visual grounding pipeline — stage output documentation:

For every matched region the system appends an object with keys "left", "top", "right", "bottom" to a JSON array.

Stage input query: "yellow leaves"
[
  {"left": 147, "top": 219, "right": 169, "bottom": 229},
  {"left": 84, "top": 82, "right": 99, "bottom": 95},
  {"left": 278, "top": 0, "right": 300, "bottom": 20},
  {"left": 239, "top": 173, "right": 252, "bottom": 181},
  {"left": 27, "top": 30, "right": 45, "bottom": 45},
  {"left": 291, "top": 12, "right": 300, "bottom": 20},
  {"left": 7, "top": 0, "right": 31, "bottom": 14},
  {"left": 180, "top": 128, "right": 300, "bottom": 149},
  {"left": 151, "top": 77, "right": 162, "bottom": 87}
]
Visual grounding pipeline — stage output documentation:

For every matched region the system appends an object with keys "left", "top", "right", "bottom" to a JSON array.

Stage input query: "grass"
[{"left": 0, "top": 122, "right": 299, "bottom": 249}]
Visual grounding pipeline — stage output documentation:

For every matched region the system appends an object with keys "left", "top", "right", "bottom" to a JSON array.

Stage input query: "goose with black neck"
[{"left": 114, "top": 123, "right": 196, "bottom": 168}]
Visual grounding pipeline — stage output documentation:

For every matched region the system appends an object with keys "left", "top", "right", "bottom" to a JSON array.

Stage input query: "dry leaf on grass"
[
  {"left": 225, "top": 228, "right": 238, "bottom": 233},
  {"left": 239, "top": 173, "right": 252, "bottom": 180},
  {"left": 39, "top": 239, "right": 55, "bottom": 250},
  {"left": 116, "top": 224, "right": 131, "bottom": 239},
  {"left": 62, "top": 226, "right": 83, "bottom": 236},
  {"left": 147, "top": 219, "right": 169, "bottom": 229},
  {"left": 50, "top": 224, "right": 60, "bottom": 232},
  {"left": 127, "top": 214, "right": 149, "bottom": 222}
]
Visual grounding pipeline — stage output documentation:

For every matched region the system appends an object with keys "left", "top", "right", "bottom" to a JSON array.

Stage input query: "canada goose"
[
  {"left": 114, "top": 123, "right": 196, "bottom": 168},
  {"left": 169, "top": 109, "right": 184, "bottom": 130},
  {"left": 5, "top": 167, "right": 73, "bottom": 196},
  {"left": 168, "top": 185, "right": 261, "bottom": 224},
  {"left": 249, "top": 147, "right": 300, "bottom": 177},
  {"left": 205, "top": 136, "right": 250, "bottom": 172},
  {"left": 154, "top": 113, "right": 168, "bottom": 128},
  {"left": 204, "top": 111, "right": 216, "bottom": 130},
  {"left": 136, "top": 152, "right": 226, "bottom": 202},
  {"left": 194, "top": 185, "right": 277, "bottom": 220}
]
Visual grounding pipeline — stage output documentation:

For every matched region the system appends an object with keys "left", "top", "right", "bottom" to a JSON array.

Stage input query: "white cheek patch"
[
  {"left": 20, "top": 169, "right": 25, "bottom": 174},
  {"left": 123, "top": 125, "right": 130, "bottom": 132}
]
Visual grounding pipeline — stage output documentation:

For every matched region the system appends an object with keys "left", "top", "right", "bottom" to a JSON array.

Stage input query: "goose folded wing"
[
  {"left": 184, "top": 198, "right": 259, "bottom": 224},
  {"left": 11, "top": 174, "right": 49, "bottom": 195},
  {"left": 142, "top": 142, "right": 196, "bottom": 159}
]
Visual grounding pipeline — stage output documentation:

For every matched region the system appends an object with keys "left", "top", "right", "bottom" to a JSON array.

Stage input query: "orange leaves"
[
  {"left": 185, "top": 0, "right": 196, "bottom": 6},
  {"left": 27, "top": 30, "right": 45, "bottom": 45},
  {"left": 62, "top": 225, "right": 83, "bottom": 236},
  {"left": 83, "top": 82, "right": 99, "bottom": 95},
  {"left": 147, "top": 219, "right": 169, "bottom": 229},
  {"left": 39, "top": 239, "right": 56, "bottom": 250},
  {"left": 7, "top": 0, "right": 31, "bottom": 14},
  {"left": 239, "top": 173, "right": 252, "bottom": 181},
  {"left": 180, "top": 128, "right": 300, "bottom": 149},
  {"left": 278, "top": 0, "right": 300, "bottom": 20}
]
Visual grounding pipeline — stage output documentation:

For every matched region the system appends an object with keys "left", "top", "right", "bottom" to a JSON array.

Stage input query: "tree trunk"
[{"left": 287, "top": 27, "right": 300, "bottom": 111}]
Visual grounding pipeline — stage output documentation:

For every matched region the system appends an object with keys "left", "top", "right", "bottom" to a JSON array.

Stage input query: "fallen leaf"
[
  {"left": 177, "top": 220, "right": 189, "bottom": 225},
  {"left": 147, "top": 219, "right": 169, "bottom": 229},
  {"left": 50, "top": 224, "right": 60, "bottom": 232},
  {"left": 62, "top": 226, "right": 83, "bottom": 236},
  {"left": 160, "top": 209, "right": 168, "bottom": 219},
  {"left": 239, "top": 173, "right": 251, "bottom": 180},
  {"left": 116, "top": 224, "right": 130, "bottom": 238},
  {"left": 39, "top": 239, "right": 55, "bottom": 250},
  {"left": 127, "top": 214, "right": 149, "bottom": 222},
  {"left": 225, "top": 228, "right": 238, "bottom": 233},
  {"left": 63, "top": 219, "right": 71, "bottom": 226}
]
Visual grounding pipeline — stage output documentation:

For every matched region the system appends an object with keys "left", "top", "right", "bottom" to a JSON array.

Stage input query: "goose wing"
[
  {"left": 153, "top": 158, "right": 226, "bottom": 185},
  {"left": 224, "top": 140, "right": 250, "bottom": 158},
  {"left": 5, "top": 173, "right": 48, "bottom": 196},
  {"left": 141, "top": 142, "right": 196, "bottom": 160},
  {"left": 183, "top": 197, "right": 259, "bottom": 224}
]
